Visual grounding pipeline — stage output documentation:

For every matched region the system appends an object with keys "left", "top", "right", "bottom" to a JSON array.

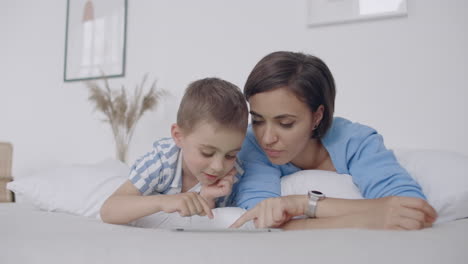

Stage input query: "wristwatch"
[{"left": 305, "top": 190, "right": 326, "bottom": 218}]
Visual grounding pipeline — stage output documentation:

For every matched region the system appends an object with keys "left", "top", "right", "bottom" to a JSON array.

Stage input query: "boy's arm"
[
  {"left": 100, "top": 180, "right": 213, "bottom": 224},
  {"left": 100, "top": 180, "right": 163, "bottom": 224}
]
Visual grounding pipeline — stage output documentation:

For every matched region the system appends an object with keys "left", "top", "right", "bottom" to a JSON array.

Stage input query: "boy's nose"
[{"left": 209, "top": 157, "right": 224, "bottom": 174}]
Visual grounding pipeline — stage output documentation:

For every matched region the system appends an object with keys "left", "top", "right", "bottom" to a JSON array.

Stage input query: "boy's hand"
[
  {"left": 159, "top": 192, "right": 214, "bottom": 219},
  {"left": 200, "top": 167, "right": 237, "bottom": 202}
]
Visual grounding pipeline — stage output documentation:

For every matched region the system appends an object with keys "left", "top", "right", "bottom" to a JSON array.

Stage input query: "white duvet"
[{"left": 1, "top": 203, "right": 467, "bottom": 264}]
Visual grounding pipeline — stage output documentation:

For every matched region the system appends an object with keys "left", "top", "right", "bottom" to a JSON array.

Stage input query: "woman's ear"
[
  {"left": 313, "top": 105, "right": 324, "bottom": 128},
  {"left": 171, "top": 123, "right": 184, "bottom": 147}
]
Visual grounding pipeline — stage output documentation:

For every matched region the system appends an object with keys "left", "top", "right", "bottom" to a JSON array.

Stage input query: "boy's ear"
[{"left": 171, "top": 123, "right": 184, "bottom": 147}]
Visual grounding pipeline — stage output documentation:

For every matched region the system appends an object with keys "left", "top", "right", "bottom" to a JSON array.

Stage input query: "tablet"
[{"left": 171, "top": 228, "right": 282, "bottom": 233}]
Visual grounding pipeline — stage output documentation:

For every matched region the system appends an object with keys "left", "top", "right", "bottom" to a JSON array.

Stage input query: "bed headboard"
[{"left": 0, "top": 142, "right": 14, "bottom": 202}]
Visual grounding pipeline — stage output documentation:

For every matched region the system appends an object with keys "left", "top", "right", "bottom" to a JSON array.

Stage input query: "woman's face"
[{"left": 249, "top": 87, "right": 321, "bottom": 165}]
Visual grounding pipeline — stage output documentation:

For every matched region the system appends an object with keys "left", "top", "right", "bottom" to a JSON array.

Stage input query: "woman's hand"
[
  {"left": 159, "top": 192, "right": 214, "bottom": 219},
  {"left": 230, "top": 195, "right": 307, "bottom": 228},
  {"left": 353, "top": 196, "right": 437, "bottom": 230}
]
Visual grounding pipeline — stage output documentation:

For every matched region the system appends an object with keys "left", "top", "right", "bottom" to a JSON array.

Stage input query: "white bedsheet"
[{"left": 1, "top": 203, "right": 467, "bottom": 264}]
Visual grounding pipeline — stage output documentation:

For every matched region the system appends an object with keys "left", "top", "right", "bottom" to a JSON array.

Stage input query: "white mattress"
[{"left": 1, "top": 203, "right": 467, "bottom": 264}]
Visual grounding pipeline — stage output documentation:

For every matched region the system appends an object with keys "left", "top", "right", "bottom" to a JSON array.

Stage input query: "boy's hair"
[
  {"left": 244, "top": 51, "right": 336, "bottom": 139},
  {"left": 177, "top": 77, "right": 248, "bottom": 134}
]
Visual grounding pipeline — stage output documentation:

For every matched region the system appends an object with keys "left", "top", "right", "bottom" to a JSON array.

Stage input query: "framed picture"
[
  {"left": 307, "top": 0, "right": 407, "bottom": 27},
  {"left": 64, "top": 0, "right": 127, "bottom": 82}
]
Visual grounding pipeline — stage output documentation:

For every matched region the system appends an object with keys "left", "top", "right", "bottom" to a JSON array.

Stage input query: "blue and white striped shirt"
[{"left": 129, "top": 137, "right": 243, "bottom": 207}]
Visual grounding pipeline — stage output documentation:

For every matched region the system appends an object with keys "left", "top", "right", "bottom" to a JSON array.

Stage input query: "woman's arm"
[
  {"left": 327, "top": 119, "right": 426, "bottom": 199},
  {"left": 230, "top": 195, "right": 437, "bottom": 230},
  {"left": 233, "top": 130, "right": 283, "bottom": 209},
  {"left": 282, "top": 197, "right": 436, "bottom": 230}
]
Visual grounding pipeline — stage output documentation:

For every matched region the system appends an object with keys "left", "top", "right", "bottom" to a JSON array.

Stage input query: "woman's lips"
[{"left": 264, "top": 148, "right": 283, "bottom": 158}]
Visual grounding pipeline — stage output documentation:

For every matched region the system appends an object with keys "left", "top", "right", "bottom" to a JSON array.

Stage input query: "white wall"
[{"left": 1, "top": 0, "right": 467, "bottom": 177}]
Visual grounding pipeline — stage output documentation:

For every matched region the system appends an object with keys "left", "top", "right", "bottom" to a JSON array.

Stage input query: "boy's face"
[{"left": 172, "top": 121, "right": 246, "bottom": 186}]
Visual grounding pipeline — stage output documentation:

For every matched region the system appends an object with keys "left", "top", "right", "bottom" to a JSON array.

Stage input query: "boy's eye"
[
  {"left": 201, "top": 152, "right": 214, "bottom": 158},
  {"left": 225, "top": 154, "right": 236, "bottom": 160}
]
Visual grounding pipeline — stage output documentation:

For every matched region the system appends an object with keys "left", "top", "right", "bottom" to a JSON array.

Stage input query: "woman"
[{"left": 230, "top": 51, "right": 437, "bottom": 230}]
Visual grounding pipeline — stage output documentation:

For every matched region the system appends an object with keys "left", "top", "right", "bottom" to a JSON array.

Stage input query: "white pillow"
[
  {"left": 281, "top": 149, "right": 468, "bottom": 224},
  {"left": 8, "top": 149, "right": 467, "bottom": 226},
  {"left": 394, "top": 149, "right": 468, "bottom": 223},
  {"left": 7, "top": 158, "right": 253, "bottom": 229},
  {"left": 281, "top": 170, "right": 363, "bottom": 199},
  {"left": 7, "top": 158, "right": 128, "bottom": 219}
]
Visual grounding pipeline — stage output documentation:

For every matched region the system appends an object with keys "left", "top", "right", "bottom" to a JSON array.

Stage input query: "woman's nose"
[{"left": 262, "top": 126, "right": 278, "bottom": 145}]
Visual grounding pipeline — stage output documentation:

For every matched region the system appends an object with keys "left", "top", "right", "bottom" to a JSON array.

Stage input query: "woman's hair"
[
  {"left": 177, "top": 77, "right": 248, "bottom": 134},
  {"left": 244, "top": 51, "right": 336, "bottom": 138}
]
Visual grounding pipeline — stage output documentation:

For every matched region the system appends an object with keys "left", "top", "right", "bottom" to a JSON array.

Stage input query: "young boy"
[{"left": 100, "top": 78, "right": 248, "bottom": 225}]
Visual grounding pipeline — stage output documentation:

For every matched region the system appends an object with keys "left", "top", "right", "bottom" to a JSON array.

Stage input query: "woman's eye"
[
  {"left": 201, "top": 152, "right": 214, "bottom": 158},
  {"left": 280, "top": 122, "right": 294, "bottom": 128}
]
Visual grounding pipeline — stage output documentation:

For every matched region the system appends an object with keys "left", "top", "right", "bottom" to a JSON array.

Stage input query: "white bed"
[
  {"left": 1, "top": 203, "right": 468, "bottom": 264},
  {"left": 2, "top": 147, "right": 468, "bottom": 264}
]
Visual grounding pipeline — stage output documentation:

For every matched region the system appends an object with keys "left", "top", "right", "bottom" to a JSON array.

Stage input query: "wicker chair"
[{"left": 0, "top": 142, "right": 14, "bottom": 202}]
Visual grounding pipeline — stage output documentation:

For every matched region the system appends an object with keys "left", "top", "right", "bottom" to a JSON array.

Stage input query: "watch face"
[{"left": 311, "top": 190, "right": 323, "bottom": 195}]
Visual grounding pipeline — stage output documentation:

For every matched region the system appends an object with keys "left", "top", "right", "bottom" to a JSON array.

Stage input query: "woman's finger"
[
  {"left": 397, "top": 217, "right": 424, "bottom": 230},
  {"left": 230, "top": 208, "right": 257, "bottom": 228},
  {"left": 272, "top": 204, "right": 287, "bottom": 227},
  {"left": 398, "top": 207, "right": 426, "bottom": 223},
  {"left": 400, "top": 197, "right": 437, "bottom": 221},
  {"left": 257, "top": 204, "right": 268, "bottom": 228}
]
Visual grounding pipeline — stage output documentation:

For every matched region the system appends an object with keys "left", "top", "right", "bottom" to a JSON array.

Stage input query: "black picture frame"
[{"left": 63, "top": 0, "right": 127, "bottom": 82}]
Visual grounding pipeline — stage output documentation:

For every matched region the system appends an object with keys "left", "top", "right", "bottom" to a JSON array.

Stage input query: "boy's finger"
[
  {"left": 185, "top": 199, "right": 198, "bottom": 216},
  {"left": 191, "top": 197, "right": 204, "bottom": 215},
  {"left": 225, "top": 174, "right": 235, "bottom": 184},
  {"left": 228, "top": 167, "right": 237, "bottom": 177},
  {"left": 198, "top": 196, "right": 214, "bottom": 219},
  {"left": 218, "top": 179, "right": 233, "bottom": 190},
  {"left": 230, "top": 209, "right": 256, "bottom": 228}
]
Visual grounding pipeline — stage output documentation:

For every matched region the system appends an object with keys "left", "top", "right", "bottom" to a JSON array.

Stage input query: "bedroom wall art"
[
  {"left": 64, "top": 0, "right": 127, "bottom": 82},
  {"left": 307, "top": 0, "right": 408, "bottom": 27}
]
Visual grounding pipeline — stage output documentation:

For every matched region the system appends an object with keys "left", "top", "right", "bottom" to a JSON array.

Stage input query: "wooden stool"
[{"left": 0, "top": 142, "right": 14, "bottom": 202}]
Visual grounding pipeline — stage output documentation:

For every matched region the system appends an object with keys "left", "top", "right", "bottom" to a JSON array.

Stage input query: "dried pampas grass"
[{"left": 86, "top": 74, "right": 168, "bottom": 163}]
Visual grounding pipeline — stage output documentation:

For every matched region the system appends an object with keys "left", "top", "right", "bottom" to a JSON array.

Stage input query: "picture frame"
[
  {"left": 307, "top": 0, "right": 408, "bottom": 27},
  {"left": 64, "top": 0, "right": 127, "bottom": 82}
]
